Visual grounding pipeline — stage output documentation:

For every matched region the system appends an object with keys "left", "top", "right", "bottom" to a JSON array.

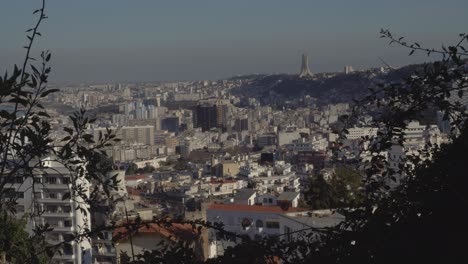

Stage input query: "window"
[
  {"left": 62, "top": 178, "right": 70, "bottom": 184},
  {"left": 16, "top": 192, "right": 24, "bottom": 199},
  {"left": 46, "top": 205, "right": 58, "bottom": 213},
  {"left": 48, "top": 193, "right": 56, "bottom": 199},
  {"left": 62, "top": 206, "right": 71, "bottom": 213},
  {"left": 33, "top": 177, "right": 42, "bottom": 184},
  {"left": 255, "top": 219, "right": 264, "bottom": 228},
  {"left": 63, "top": 234, "right": 74, "bottom": 240},
  {"left": 15, "top": 177, "right": 24, "bottom": 184},
  {"left": 46, "top": 177, "right": 57, "bottom": 184},
  {"left": 3, "top": 188, "right": 15, "bottom": 198},
  {"left": 263, "top": 198, "right": 267, "bottom": 203},
  {"left": 63, "top": 244, "right": 73, "bottom": 255},
  {"left": 63, "top": 220, "right": 72, "bottom": 227},
  {"left": 47, "top": 219, "right": 60, "bottom": 227},
  {"left": 265, "top": 221, "right": 280, "bottom": 229}
]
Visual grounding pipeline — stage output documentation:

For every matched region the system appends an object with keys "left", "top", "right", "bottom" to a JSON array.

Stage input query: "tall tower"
[{"left": 299, "top": 53, "right": 313, "bottom": 78}]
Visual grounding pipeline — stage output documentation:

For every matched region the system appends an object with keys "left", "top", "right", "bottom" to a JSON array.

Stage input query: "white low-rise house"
[
  {"left": 253, "top": 172, "right": 299, "bottom": 194},
  {"left": 257, "top": 193, "right": 277, "bottom": 206},
  {"left": 133, "top": 156, "right": 167, "bottom": 169},
  {"left": 285, "top": 141, "right": 314, "bottom": 152},
  {"left": 277, "top": 192, "right": 301, "bottom": 208},
  {"left": 198, "top": 178, "right": 246, "bottom": 197},
  {"left": 278, "top": 210, "right": 344, "bottom": 242},
  {"left": 239, "top": 162, "right": 264, "bottom": 178},
  {"left": 206, "top": 203, "right": 343, "bottom": 258},
  {"left": 273, "top": 161, "right": 292, "bottom": 175},
  {"left": 311, "top": 135, "right": 329, "bottom": 151},
  {"left": 278, "top": 127, "right": 302, "bottom": 146},
  {"left": 234, "top": 189, "right": 257, "bottom": 205},
  {"left": 285, "top": 136, "right": 328, "bottom": 152}
]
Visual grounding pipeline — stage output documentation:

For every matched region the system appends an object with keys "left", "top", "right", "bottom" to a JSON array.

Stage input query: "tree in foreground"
[
  {"left": 304, "top": 165, "right": 363, "bottom": 210},
  {"left": 0, "top": 1, "right": 120, "bottom": 262}
]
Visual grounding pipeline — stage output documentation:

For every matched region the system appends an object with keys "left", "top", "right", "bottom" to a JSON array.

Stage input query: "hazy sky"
[{"left": 1, "top": 0, "right": 467, "bottom": 83}]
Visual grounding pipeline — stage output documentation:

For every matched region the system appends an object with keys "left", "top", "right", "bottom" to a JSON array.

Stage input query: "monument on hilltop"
[{"left": 299, "top": 53, "right": 313, "bottom": 78}]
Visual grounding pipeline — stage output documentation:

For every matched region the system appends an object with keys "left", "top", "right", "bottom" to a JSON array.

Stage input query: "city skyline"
[{"left": 1, "top": 0, "right": 468, "bottom": 83}]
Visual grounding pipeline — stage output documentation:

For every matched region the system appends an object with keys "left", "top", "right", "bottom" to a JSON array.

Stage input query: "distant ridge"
[{"left": 231, "top": 63, "right": 428, "bottom": 106}]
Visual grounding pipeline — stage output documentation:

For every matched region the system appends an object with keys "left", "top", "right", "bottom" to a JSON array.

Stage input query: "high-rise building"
[
  {"left": 161, "top": 116, "right": 180, "bottom": 134},
  {"left": 193, "top": 99, "right": 230, "bottom": 132},
  {"left": 233, "top": 118, "right": 249, "bottom": 132},
  {"left": 216, "top": 103, "right": 228, "bottom": 130},
  {"left": 193, "top": 103, "right": 217, "bottom": 132},
  {"left": 344, "top": 65, "right": 354, "bottom": 74},
  {"left": 299, "top": 53, "right": 313, "bottom": 78}
]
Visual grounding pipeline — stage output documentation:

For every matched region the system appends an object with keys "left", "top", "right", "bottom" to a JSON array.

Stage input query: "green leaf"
[
  {"left": 82, "top": 134, "right": 95, "bottom": 143},
  {"left": 64, "top": 127, "right": 74, "bottom": 135},
  {"left": 62, "top": 192, "right": 70, "bottom": 200},
  {"left": 30, "top": 65, "right": 40, "bottom": 75},
  {"left": 37, "top": 111, "right": 50, "bottom": 118}
]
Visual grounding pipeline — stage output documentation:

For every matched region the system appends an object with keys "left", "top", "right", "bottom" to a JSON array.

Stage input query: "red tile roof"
[
  {"left": 113, "top": 222, "right": 200, "bottom": 242},
  {"left": 126, "top": 186, "right": 147, "bottom": 196},
  {"left": 207, "top": 203, "right": 306, "bottom": 213}
]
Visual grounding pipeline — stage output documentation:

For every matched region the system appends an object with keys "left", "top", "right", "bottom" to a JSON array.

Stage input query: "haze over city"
[{"left": 1, "top": 0, "right": 467, "bottom": 83}]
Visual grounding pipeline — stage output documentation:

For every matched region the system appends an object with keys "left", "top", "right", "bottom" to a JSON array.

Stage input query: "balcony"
[
  {"left": 38, "top": 196, "right": 71, "bottom": 204},
  {"left": 93, "top": 246, "right": 117, "bottom": 257},
  {"left": 46, "top": 236, "right": 63, "bottom": 244},
  {"left": 43, "top": 183, "right": 69, "bottom": 190},
  {"left": 42, "top": 211, "right": 73, "bottom": 217},
  {"left": 52, "top": 225, "right": 74, "bottom": 232}
]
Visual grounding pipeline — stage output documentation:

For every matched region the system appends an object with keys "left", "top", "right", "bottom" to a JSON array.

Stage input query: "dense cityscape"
[{"left": 7, "top": 51, "right": 458, "bottom": 263}]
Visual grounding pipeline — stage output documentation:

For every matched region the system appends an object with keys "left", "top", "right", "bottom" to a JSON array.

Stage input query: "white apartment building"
[
  {"left": 403, "top": 121, "right": 427, "bottom": 149},
  {"left": 239, "top": 162, "right": 264, "bottom": 178},
  {"left": 346, "top": 127, "right": 379, "bottom": 140},
  {"left": 278, "top": 129, "right": 301, "bottom": 146},
  {"left": 92, "top": 125, "right": 155, "bottom": 146},
  {"left": 8, "top": 158, "right": 92, "bottom": 264}
]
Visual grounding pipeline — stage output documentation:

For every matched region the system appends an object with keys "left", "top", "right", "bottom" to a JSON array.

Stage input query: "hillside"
[{"left": 231, "top": 64, "right": 424, "bottom": 106}]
